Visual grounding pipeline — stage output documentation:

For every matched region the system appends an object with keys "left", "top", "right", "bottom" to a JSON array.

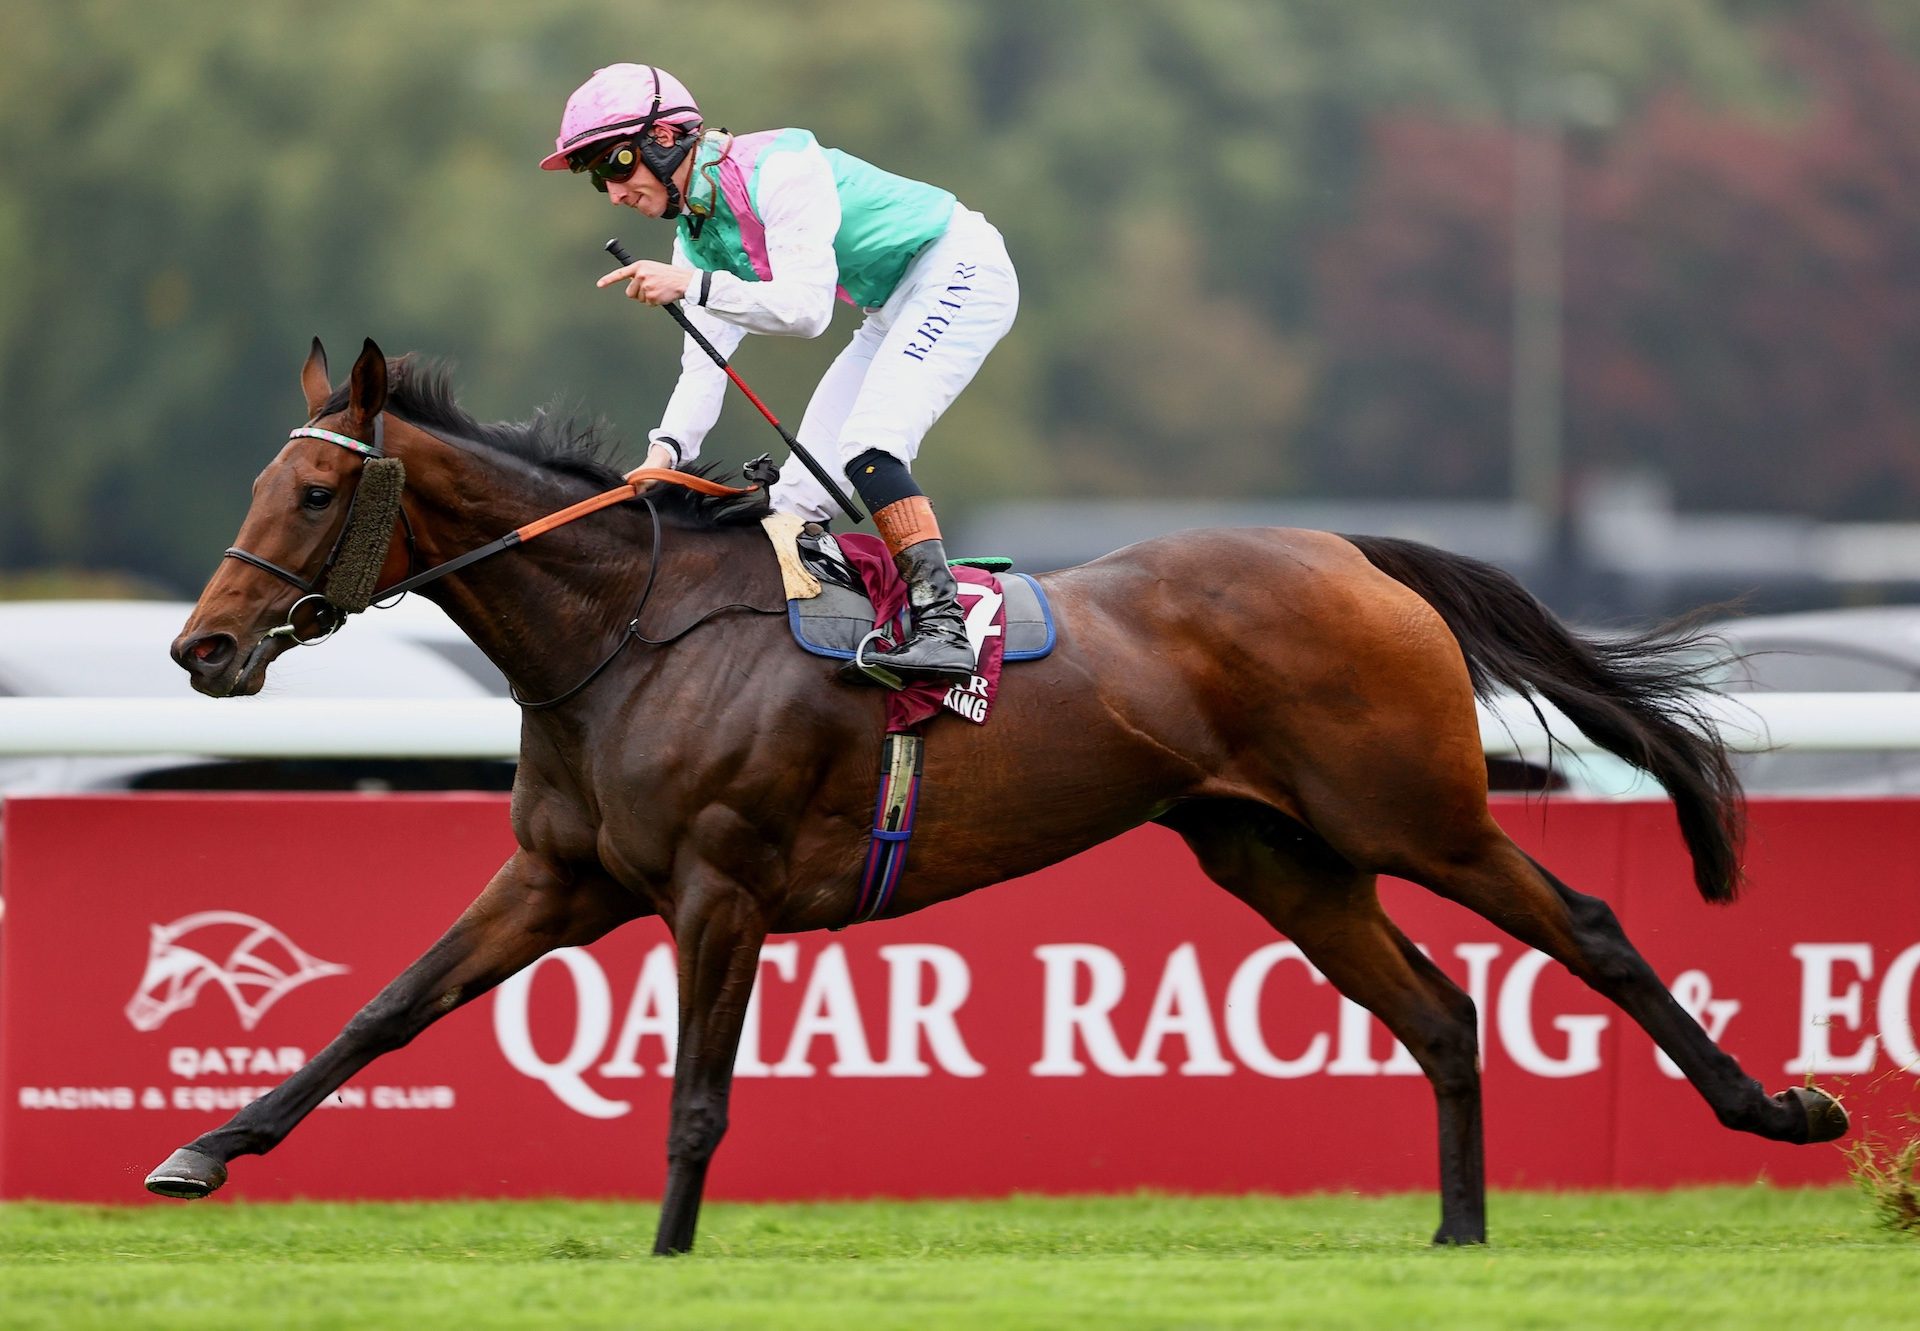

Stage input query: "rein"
[
  {"left": 508, "top": 493, "right": 783, "bottom": 710},
  {"left": 236, "top": 415, "right": 781, "bottom": 708}
]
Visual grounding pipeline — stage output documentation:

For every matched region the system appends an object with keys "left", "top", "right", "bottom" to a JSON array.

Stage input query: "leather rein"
[{"left": 226, "top": 414, "right": 777, "bottom": 710}]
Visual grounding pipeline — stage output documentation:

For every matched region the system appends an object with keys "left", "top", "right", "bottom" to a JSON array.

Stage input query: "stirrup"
[{"left": 847, "top": 628, "right": 905, "bottom": 691}]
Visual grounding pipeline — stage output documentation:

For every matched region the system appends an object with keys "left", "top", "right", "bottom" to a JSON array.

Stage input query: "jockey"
[{"left": 541, "top": 63, "right": 1019, "bottom": 684}]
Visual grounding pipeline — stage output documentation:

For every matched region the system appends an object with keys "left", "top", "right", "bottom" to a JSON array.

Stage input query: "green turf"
[{"left": 1, "top": 1188, "right": 1912, "bottom": 1330}]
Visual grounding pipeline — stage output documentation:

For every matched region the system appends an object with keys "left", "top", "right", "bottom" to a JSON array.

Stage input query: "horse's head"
[{"left": 173, "top": 338, "right": 409, "bottom": 696}]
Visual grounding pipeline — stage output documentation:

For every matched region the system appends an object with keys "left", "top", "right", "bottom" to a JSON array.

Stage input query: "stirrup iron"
[{"left": 849, "top": 628, "right": 906, "bottom": 691}]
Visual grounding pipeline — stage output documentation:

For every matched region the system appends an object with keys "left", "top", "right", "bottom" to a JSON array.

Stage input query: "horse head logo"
[{"left": 125, "top": 911, "right": 349, "bottom": 1032}]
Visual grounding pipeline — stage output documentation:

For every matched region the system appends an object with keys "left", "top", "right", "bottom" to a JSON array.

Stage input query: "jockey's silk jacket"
[{"left": 650, "top": 129, "right": 960, "bottom": 462}]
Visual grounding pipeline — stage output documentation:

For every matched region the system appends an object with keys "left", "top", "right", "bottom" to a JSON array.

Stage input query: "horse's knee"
[
  {"left": 340, "top": 987, "right": 441, "bottom": 1055},
  {"left": 667, "top": 1096, "right": 729, "bottom": 1161}
]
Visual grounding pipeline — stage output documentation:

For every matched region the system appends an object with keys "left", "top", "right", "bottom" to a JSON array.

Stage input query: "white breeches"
[{"left": 769, "top": 206, "right": 1019, "bottom": 523}]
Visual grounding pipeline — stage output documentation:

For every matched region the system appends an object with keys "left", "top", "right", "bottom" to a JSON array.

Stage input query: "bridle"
[
  {"left": 224, "top": 415, "right": 416, "bottom": 649},
  {"left": 223, "top": 414, "right": 779, "bottom": 709}
]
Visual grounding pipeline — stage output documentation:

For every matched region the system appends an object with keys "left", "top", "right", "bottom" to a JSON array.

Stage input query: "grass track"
[{"left": 3, "top": 1187, "right": 1914, "bottom": 1329}]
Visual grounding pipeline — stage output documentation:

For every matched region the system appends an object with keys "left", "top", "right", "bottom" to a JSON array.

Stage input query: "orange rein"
[{"left": 512, "top": 467, "right": 756, "bottom": 544}]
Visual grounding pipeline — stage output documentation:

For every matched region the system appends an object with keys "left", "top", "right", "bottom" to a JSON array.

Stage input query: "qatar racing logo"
[{"left": 125, "top": 911, "right": 349, "bottom": 1032}]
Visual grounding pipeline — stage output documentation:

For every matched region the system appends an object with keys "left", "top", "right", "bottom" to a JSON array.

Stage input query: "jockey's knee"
[{"left": 845, "top": 448, "right": 921, "bottom": 511}]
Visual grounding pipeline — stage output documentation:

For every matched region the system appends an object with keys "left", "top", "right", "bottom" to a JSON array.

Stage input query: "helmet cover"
[{"left": 538, "top": 64, "right": 701, "bottom": 171}]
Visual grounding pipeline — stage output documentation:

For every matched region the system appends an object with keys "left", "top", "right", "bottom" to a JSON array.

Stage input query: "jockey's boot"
[
  {"left": 841, "top": 464, "right": 977, "bottom": 686},
  {"left": 879, "top": 537, "right": 976, "bottom": 682}
]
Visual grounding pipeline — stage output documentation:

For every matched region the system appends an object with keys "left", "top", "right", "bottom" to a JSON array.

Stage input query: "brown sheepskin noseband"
[{"left": 322, "top": 456, "right": 406, "bottom": 613}]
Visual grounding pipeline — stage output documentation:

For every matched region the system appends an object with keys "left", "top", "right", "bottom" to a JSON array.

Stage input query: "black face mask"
[{"left": 640, "top": 132, "right": 698, "bottom": 219}]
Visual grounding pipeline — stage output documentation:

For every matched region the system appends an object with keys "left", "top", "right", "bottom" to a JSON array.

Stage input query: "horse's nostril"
[{"left": 176, "top": 633, "right": 236, "bottom": 672}]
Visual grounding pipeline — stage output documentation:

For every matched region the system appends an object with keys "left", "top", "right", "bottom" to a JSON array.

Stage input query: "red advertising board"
[{"left": 2, "top": 794, "right": 1916, "bottom": 1203}]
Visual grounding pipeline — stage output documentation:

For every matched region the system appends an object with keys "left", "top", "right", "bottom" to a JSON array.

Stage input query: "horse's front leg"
[
  {"left": 145, "top": 850, "right": 641, "bottom": 1198},
  {"left": 653, "top": 875, "right": 768, "bottom": 1255}
]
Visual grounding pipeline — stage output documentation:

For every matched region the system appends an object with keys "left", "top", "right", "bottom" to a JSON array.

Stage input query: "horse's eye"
[{"left": 302, "top": 486, "right": 335, "bottom": 511}]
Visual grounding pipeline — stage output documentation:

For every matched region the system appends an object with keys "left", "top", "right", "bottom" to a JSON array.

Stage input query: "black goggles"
[{"left": 569, "top": 140, "right": 643, "bottom": 192}]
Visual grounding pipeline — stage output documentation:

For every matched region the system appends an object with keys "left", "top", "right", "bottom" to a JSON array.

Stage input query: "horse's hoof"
[
  {"left": 1431, "top": 1227, "right": 1487, "bottom": 1246},
  {"left": 1777, "top": 1085, "right": 1849, "bottom": 1143},
  {"left": 145, "top": 1147, "right": 228, "bottom": 1199}
]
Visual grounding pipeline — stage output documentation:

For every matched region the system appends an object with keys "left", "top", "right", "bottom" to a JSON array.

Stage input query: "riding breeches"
[{"left": 770, "top": 206, "right": 1019, "bottom": 523}]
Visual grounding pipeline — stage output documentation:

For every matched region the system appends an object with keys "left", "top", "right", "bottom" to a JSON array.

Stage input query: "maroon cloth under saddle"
[{"left": 834, "top": 533, "right": 1008, "bottom": 732}]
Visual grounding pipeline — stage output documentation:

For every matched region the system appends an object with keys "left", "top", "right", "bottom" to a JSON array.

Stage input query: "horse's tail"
[{"left": 1343, "top": 534, "right": 1743, "bottom": 903}]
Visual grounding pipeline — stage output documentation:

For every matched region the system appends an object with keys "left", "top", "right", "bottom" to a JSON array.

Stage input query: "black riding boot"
[{"left": 876, "top": 539, "right": 975, "bottom": 681}]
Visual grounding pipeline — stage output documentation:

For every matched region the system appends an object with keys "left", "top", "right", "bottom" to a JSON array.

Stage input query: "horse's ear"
[
  {"left": 346, "top": 337, "right": 388, "bottom": 428},
  {"left": 301, "top": 338, "right": 330, "bottom": 417}
]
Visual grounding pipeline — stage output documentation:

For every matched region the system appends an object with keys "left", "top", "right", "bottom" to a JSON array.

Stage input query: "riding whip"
[{"left": 604, "top": 238, "right": 865, "bottom": 520}]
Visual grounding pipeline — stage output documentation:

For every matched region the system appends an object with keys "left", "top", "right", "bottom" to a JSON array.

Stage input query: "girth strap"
[{"left": 843, "top": 731, "right": 925, "bottom": 927}]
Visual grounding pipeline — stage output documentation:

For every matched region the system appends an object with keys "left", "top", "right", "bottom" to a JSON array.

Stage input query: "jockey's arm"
[
  {"left": 696, "top": 143, "right": 841, "bottom": 338},
  {"left": 649, "top": 145, "right": 843, "bottom": 467},
  {"left": 649, "top": 261, "right": 744, "bottom": 468}
]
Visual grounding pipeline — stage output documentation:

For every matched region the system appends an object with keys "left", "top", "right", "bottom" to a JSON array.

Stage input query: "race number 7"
[{"left": 958, "top": 585, "right": 1003, "bottom": 662}]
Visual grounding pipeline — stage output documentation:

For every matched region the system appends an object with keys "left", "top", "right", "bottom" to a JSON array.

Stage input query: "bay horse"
[{"left": 149, "top": 338, "right": 1846, "bottom": 1251}]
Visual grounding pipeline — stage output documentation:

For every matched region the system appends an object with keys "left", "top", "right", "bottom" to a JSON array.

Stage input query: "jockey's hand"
[
  {"left": 641, "top": 442, "right": 678, "bottom": 473},
  {"left": 597, "top": 260, "right": 693, "bottom": 306}
]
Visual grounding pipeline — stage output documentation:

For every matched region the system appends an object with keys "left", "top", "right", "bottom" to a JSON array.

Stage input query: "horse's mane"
[{"left": 318, "top": 355, "right": 734, "bottom": 528}]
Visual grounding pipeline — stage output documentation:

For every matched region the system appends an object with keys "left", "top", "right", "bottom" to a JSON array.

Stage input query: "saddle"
[
  {"left": 786, "top": 529, "right": 1055, "bottom": 665},
  {"left": 749, "top": 511, "right": 1056, "bottom": 734}
]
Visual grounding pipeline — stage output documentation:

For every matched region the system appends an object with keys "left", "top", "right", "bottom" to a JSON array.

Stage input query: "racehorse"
[{"left": 149, "top": 338, "right": 1847, "bottom": 1252}]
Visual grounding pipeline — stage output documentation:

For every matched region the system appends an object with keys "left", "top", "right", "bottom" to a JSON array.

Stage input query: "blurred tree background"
[{"left": 1, "top": 0, "right": 1917, "bottom": 594}]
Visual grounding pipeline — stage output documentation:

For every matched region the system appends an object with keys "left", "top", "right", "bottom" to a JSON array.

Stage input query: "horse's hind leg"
[
  {"left": 145, "top": 851, "right": 641, "bottom": 1198},
  {"left": 1160, "top": 802, "right": 1488, "bottom": 1245},
  {"left": 1393, "top": 820, "right": 1846, "bottom": 1146}
]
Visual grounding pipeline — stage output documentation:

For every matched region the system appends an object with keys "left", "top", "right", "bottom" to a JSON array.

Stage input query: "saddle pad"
[{"left": 788, "top": 571, "right": 1055, "bottom": 662}]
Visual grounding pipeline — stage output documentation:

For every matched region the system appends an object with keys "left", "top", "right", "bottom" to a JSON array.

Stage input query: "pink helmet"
[{"left": 538, "top": 64, "right": 702, "bottom": 171}]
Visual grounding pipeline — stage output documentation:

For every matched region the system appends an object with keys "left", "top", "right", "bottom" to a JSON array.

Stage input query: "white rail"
[
  {"left": 2, "top": 694, "right": 1920, "bottom": 759},
  {"left": 0, "top": 699, "right": 520, "bottom": 758},
  {"left": 1477, "top": 692, "right": 1920, "bottom": 756}
]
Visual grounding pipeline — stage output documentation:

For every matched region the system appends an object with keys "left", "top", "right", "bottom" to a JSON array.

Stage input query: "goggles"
[{"left": 569, "top": 140, "right": 643, "bottom": 193}]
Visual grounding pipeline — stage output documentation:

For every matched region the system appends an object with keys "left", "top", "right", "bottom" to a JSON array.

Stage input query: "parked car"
[
  {"left": 1485, "top": 738, "right": 1657, "bottom": 799},
  {"left": 1483, "top": 606, "right": 1920, "bottom": 798},
  {"left": 0, "top": 599, "right": 514, "bottom": 797},
  {"left": 1707, "top": 606, "right": 1920, "bottom": 794}
]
